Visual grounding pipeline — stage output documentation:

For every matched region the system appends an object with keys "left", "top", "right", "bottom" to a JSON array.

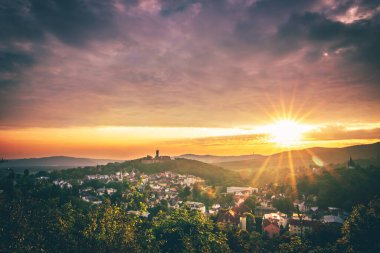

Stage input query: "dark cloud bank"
[{"left": 1, "top": 0, "right": 380, "bottom": 128}]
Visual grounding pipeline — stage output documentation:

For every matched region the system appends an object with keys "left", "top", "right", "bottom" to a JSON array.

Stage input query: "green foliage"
[
  {"left": 152, "top": 208, "right": 230, "bottom": 253},
  {"left": 218, "top": 193, "right": 235, "bottom": 208},
  {"left": 272, "top": 197, "right": 294, "bottom": 214},
  {"left": 82, "top": 201, "right": 143, "bottom": 252},
  {"left": 123, "top": 158, "right": 245, "bottom": 186},
  {"left": 46, "top": 158, "right": 245, "bottom": 187},
  {"left": 338, "top": 198, "right": 380, "bottom": 253},
  {"left": 279, "top": 236, "right": 311, "bottom": 253},
  {"left": 244, "top": 213, "right": 256, "bottom": 233},
  {"left": 226, "top": 227, "right": 251, "bottom": 253},
  {"left": 297, "top": 167, "right": 380, "bottom": 210},
  {"left": 179, "top": 185, "right": 192, "bottom": 200},
  {"left": 1, "top": 165, "right": 380, "bottom": 253},
  {"left": 123, "top": 187, "right": 147, "bottom": 211},
  {"left": 306, "top": 223, "right": 341, "bottom": 247},
  {"left": 243, "top": 196, "right": 256, "bottom": 211}
]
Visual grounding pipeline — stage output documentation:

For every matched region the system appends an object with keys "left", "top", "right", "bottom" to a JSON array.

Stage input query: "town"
[
  {"left": 35, "top": 151, "right": 348, "bottom": 240},
  {"left": 1, "top": 149, "right": 379, "bottom": 252}
]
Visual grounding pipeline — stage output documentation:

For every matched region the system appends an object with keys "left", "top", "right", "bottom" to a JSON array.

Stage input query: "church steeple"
[{"left": 347, "top": 156, "right": 355, "bottom": 168}]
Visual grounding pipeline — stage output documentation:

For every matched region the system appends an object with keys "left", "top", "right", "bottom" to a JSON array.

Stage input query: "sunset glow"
[
  {"left": 265, "top": 120, "right": 313, "bottom": 147},
  {"left": 0, "top": 0, "right": 380, "bottom": 160}
]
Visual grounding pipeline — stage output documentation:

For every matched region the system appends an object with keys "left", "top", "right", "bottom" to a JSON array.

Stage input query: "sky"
[{"left": 1, "top": 0, "right": 380, "bottom": 159}]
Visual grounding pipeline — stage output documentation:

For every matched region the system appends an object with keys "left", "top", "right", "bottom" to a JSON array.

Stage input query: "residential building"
[
  {"left": 263, "top": 212, "right": 288, "bottom": 228},
  {"left": 322, "top": 215, "right": 344, "bottom": 224},
  {"left": 288, "top": 219, "right": 319, "bottom": 236},
  {"left": 227, "top": 187, "right": 258, "bottom": 195},
  {"left": 262, "top": 220, "right": 280, "bottom": 238},
  {"left": 185, "top": 201, "right": 206, "bottom": 213}
]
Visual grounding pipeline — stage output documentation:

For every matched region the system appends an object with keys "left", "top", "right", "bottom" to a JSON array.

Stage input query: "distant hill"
[
  {"left": 176, "top": 154, "right": 264, "bottom": 163},
  {"left": 0, "top": 156, "right": 121, "bottom": 169},
  {"left": 206, "top": 142, "right": 380, "bottom": 186},
  {"left": 52, "top": 158, "right": 246, "bottom": 187},
  {"left": 123, "top": 158, "right": 246, "bottom": 186},
  {"left": 216, "top": 142, "right": 380, "bottom": 170}
]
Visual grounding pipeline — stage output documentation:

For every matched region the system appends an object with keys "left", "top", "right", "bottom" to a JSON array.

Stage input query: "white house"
[
  {"left": 263, "top": 212, "right": 288, "bottom": 228},
  {"left": 185, "top": 201, "right": 206, "bottom": 213},
  {"left": 322, "top": 215, "right": 344, "bottom": 224},
  {"left": 227, "top": 187, "right": 258, "bottom": 195}
]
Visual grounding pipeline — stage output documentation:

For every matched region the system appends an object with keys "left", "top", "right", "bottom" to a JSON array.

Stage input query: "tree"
[
  {"left": 219, "top": 194, "right": 235, "bottom": 208},
  {"left": 23, "top": 169, "right": 30, "bottom": 177},
  {"left": 192, "top": 183, "right": 202, "bottom": 200},
  {"left": 179, "top": 186, "right": 191, "bottom": 200},
  {"left": 244, "top": 212, "right": 256, "bottom": 233},
  {"left": 338, "top": 198, "right": 380, "bottom": 253},
  {"left": 123, "top": 187, "right": 147, "bottom": 211},
  {"left": 152, "top": 208, "right": 230, "bottom": 252},
  {"left": 279, "top": 236, "right": 311, "bottom": 253},
  {"left": 226, "top": 227, "right": 251, "bottom": 253},
  {"left": 248, "top": 231, "right": 264, "bottom": 252},
  {"left": 243, "top": 196, "right": 256, "bottom": 211},
  {"left": 82, "top": 200, "right": 143, "bottom": 252},
  {"left": 273, "top": 197, "right": 294, "bottom": 214}
]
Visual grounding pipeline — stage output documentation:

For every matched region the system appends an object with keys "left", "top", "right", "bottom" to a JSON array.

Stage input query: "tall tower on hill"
[
  {"left": 156, "top": 150, "right": 159, "bottom": 159},
  {"left": 347, "top": 156, "right": 356, "bottom": 169}
]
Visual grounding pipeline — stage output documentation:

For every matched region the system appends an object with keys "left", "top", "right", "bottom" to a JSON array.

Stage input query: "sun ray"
[
  {"left": 252, "top": 95, "right": 326, "bottom": 194},
  {"left": 274, "top": 151, "right": 284, "bottom": 185},
  {"left": 286, "top": 149, "right": 298, "bottom": 197},
  {"left": 295, "top": 149, "right": 316, "bottom": 184},
  {"left": 288, "top": 86, "right": 298, "bottom": 119},
  {"left": 251, "top": 155, "right": 272, "bottom": 186}
]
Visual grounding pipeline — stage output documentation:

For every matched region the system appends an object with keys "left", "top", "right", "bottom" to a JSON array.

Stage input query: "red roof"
[{"left": 263, "top": 219, "right": 280, "bottom": 229}]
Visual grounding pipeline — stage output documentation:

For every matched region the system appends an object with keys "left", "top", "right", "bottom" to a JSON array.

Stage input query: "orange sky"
[{"left": 1, "top": 122, "right": 379, "bottom": 159}]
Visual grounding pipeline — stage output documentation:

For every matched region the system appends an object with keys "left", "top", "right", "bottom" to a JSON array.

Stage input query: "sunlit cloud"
[{"left": 1, "top": 0, "right": 380, "bottom": 158}]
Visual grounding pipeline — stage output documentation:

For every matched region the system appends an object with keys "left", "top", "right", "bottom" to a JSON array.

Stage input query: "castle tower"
[
  {"left": 347, "top": 156, "right": 355, "bottom": 169},
  {"left": 155, "top": 149, "right": 159, "bottom": 159}
]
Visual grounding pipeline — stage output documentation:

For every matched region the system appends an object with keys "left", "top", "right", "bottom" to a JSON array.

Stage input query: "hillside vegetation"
[
  {"left": 214, "top": 142, "right": 380, "bottom": 186},
  {"left": 216, "top": 142, "right": 380, "bottom": 171},
  {"left": 50, "top": 158, "right": 245, "bottom": 187}
]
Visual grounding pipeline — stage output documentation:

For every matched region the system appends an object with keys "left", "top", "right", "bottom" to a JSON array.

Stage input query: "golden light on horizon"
[{"left": 263, "top": 119, "right": 314, "bottom": 147}]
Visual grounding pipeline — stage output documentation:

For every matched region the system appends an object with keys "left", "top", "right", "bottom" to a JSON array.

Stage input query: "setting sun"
[{"left": 265, "top": 120, "right": 311, "bottom": 147}]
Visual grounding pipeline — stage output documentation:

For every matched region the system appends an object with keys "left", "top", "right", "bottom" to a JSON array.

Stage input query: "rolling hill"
[
  {"left": 176, "top": 154, "right": 263, "bottom": 163},
  {"left": 215, "top": 142, "right": 380, "bottom": 171},
  {"left": 52, "top": 158, "right": 246, "bottom": 187},
  {"left": 205, "top": 142, "right": 380, "bottom": 186},
  {"left": 0, "top": 156, "right": 121, "bottom": 169},
  {"left": 122, "top": 158, "right": 246, "bottom": 186}
]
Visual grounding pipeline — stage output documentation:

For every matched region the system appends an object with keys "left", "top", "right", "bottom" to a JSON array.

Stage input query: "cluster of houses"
[
  {"left": 42, "top": 166, "right": 348, "bottom": 237},
  {"left": 210, "top": 185, "right": 346, "bottom": 238},
  {"left": 79, "top": 186, "right": 117, "bottom": 204},
  {"left": 53, "top": 179, "right": 73, "bottom": 189},
  {"left": 80, "top": 170, "right": 204, "bottom": 207},
  {"left": 261, "top": 209, "right": 345, "bottom": 238},
  {"left": 85, "top": 170, "right": 140, "bottom": 182},
  {"left": 47, "top": 168, "right": 206, "bottom": 207},
  {"left": 216, "top": 187, "right": 259, "bottom": 229},
  {"left": 147, "top": 171, "right": 204, "bottom": 208}
]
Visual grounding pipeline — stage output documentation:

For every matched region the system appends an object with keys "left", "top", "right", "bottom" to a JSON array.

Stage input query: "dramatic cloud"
[
  {"left": 306, "top": 125, "right": 380, "bottom": 141},
  {"left": 1, "top": 0, "right": 380, "bottom": 129}
]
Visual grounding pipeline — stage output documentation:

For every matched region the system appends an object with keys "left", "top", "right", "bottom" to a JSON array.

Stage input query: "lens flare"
[{"left": 265, "top": 120, "right": 311, "bottom": 147}]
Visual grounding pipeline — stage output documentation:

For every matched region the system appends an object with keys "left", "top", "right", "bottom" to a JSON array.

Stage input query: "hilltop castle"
[{"left": 141, "top": 150, "right": 171, "bottom": 164}]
